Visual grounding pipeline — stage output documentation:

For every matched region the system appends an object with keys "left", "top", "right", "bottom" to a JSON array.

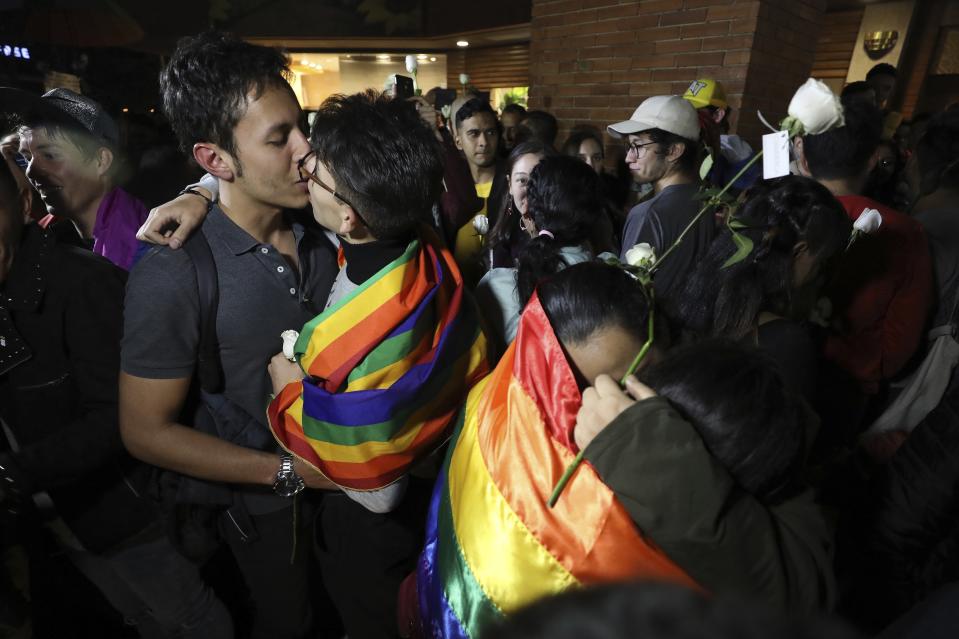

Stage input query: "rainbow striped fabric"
[
  {"left": 416, "top": 293, "right": 698, "bottom": 638},
  {"left": 268, "top": 226, "right": 488, "bottom": 490}
]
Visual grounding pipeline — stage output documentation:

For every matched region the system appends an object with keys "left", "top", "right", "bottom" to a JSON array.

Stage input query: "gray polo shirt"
[
  {"left": 121, "top": 205, "right": 338, "bottom": 511},
  {"left": 619, "top": 182, "right": 713, "bottom": 306}
]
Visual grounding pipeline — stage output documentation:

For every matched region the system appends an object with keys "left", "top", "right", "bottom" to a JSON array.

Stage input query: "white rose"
[
  {"left": 459, "top": 73, "right": 469, "bottom": 86},
  {"left": 281, "top": 330, "right": 300, "bottom": 361},
  {"left": 624, "top": 242, "right": 656, "bottom": 267},
  {"left": 853, "top": 208, "right": 882, "bottom": 234},
  {"left": 472, "top": 214, "right": 489, "bottom": 236},
  {"left": 787, "top": 78, "right": 844, "bottom": 136},
  {"left": 405, "top": 55, "right": 418, "bottom": 75}
]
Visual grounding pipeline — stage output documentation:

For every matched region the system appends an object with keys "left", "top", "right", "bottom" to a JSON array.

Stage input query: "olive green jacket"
[{"left": 583, "top": 396, "right": 837, "bottom": 612}]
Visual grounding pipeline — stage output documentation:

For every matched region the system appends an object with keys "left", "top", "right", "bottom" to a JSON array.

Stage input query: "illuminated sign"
[{"left": 1, "top": 45, "right": 31, "bottom": 60}]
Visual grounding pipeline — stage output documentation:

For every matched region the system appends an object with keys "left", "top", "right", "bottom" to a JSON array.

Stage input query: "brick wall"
[
  {"left": 739, "top": 1, "right": 827, "bottom": 144},
  {"left": 446, "top": 44, "right": 530, "bottom": 92},
  {"left": 810, "top": 9, "right": 865, "bottom": 83},
  {"left": 529, "top": 0, "right": 826, "bottom": 155}
]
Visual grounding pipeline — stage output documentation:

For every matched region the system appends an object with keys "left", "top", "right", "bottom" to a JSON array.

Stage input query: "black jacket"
[
  {"left": 0, "top": 225, "right": 158, "bottom": 553},
  {"left": 839, "top": 372, "right": 959, "bottom": 630}
]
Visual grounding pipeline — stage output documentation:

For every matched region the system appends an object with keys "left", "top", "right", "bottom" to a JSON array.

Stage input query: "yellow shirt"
[{"left": 453, "top": 181, "right": 493, "bottom": 286}]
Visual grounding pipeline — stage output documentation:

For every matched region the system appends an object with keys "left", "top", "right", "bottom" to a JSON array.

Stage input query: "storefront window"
[
  {"left": 490, "top": 86, "right": 528, "bottom": 112},
  {"left": 289, "top": 53, "right": 448, "bottom": 108}
]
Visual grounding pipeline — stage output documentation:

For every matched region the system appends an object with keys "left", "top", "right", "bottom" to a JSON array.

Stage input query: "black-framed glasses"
[
  {"left": 626, "top": 140, "right": 657, "bottom": 157},
  {"left": 297, "top": 150, "right": 368, "bottom": 227}
]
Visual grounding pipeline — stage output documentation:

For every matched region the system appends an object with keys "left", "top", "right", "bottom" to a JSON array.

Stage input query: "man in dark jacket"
[{"left": 0, "top": 157, "right": 230, "bottom": 637}]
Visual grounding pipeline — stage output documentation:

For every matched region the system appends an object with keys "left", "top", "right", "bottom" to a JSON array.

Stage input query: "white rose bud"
[
  {"left": 624, "top": 242, "right": 656, "bottom": 267},
  {"left": 787, "top": 78, "right": 845, "bottom": 136},
  {"left": 472, "top": 214, "right": 489, "bottom": 236},
  {"left": 459, "top": 73, "right": 469, "bottom": 86},
  {"left": 405, "top": 55, "right": 418, "bottom": 75},
  {"left": 281, "top": 330, "right": 300, "bottom": 361},
  {"left": 853, "top": 208, "right": 883, "bottom": 234}
]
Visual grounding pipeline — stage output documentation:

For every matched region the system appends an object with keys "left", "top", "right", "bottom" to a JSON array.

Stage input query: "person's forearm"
[{"left": 122, "top": 418, "right": 278, "bottom": 487}]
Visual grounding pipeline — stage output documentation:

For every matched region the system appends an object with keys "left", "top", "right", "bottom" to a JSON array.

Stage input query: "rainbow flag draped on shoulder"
[
  {"left": 268, "top": 226, "right": 489, "bottom": 490},
  {"left": 416, "top": 294, "right": 698, "bottom": 639}
]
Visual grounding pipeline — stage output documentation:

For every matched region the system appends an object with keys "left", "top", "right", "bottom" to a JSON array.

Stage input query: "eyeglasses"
[
  {"left": 626, "top": 140, "right": 657, "bottom": 158},
  {"left": 296, "top": 150, "right": 368, "bottom": 227}
]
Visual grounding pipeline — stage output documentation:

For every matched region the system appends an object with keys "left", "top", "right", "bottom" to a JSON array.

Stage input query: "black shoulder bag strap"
[{"left": 182, "top": 232, "right": 224, "bottom": 393}]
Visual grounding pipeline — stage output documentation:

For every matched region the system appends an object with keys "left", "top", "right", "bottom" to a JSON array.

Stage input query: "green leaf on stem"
[
  {"left": 699, "top": 154, "right": 714, "bottom": 181},
  {"left": 722, "top": 231, "right": 754, "bottom": 268}
]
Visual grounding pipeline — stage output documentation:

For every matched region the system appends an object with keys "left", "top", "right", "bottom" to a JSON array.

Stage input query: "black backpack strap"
[{"left": 182, "top": 232, "right": 224, "bottom": 393}]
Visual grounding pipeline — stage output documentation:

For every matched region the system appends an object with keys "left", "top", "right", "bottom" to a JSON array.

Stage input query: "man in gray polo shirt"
[
  {"left": 119, "top": 32, "right": 337, "bottom": 638},
  {"left": 609, "top": 96, "right": 713, "bottom": 306}
]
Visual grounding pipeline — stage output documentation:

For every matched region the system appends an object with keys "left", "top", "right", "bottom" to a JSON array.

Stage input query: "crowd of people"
[{"left": 1, "top": 28, "right": 958, "bottom": 639}]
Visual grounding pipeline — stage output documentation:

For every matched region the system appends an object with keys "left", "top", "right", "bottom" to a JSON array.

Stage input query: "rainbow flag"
[
  {"left": 268, "top": 226, "right": 489, "bottom": 490},
  {"left": 416, "top": 294, "right": 698, "bottom": 639}
]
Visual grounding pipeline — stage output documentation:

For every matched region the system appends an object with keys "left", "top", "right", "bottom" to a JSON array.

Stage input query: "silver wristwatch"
[{"left": 272, "top": 453, "right": 305, "bottom": 498}]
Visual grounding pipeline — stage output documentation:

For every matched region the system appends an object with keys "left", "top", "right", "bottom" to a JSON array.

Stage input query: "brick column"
[{"left": 529, "top": 0, "right": 826, "bottom": 152}]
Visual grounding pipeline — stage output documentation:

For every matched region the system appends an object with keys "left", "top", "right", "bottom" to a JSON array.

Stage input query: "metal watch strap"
[{"left": 273, "top": 453, "right": 305, "bottom": 497}]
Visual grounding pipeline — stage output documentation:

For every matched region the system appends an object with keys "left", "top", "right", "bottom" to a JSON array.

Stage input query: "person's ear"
[
  {"left": 792, "top": 240, "right": 809, "bottom": 258},
  {"left": 94, "top": 147, "right": 114, "bottom": 178},
  {"left": 866, "top": 146, "right": 882, "bottom": 173},
  {"left": 337, "top": 203, "right": 370, "bottom": 238},
  {"left": 665, "top": 141, "right": 686, "bottom": 163},
  {"left": 453, "top": 128, "right": 464, "bottom": 151},
  {"left": 193, "top": 143, "right": 236, "bottom": 181}
]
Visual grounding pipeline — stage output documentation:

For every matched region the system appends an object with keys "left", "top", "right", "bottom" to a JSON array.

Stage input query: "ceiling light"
[
  {"left": 376, "top": 54, "right": 390, "bottom": 60},
  {"left": 121, "top": 107, "right": 129, "bottom": 113},
  {"left": 456, "top": 40, "right": 469, "bottom": 47},
  {"left": 429, "top": 56, "right": 437, "bottom": 62},
  {"left": 417, "top": 54, "right": 428, "bottom": 60}
]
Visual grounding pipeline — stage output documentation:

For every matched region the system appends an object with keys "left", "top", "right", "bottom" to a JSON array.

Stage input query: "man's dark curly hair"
[
  {"left": 309, "top": 90, "right": 443, "bottom": 240},
  {"left": 160, "top": 30, "right": 293, "bottom": 168}
]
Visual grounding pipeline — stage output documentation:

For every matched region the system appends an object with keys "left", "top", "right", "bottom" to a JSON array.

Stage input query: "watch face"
[{"left": 273, "top": 477, "right": 304, "bottom": 498}]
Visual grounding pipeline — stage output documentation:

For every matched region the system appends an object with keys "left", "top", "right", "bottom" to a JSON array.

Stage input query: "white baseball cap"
[{"left": 608, "top": 95, "right": 700, "bottom": 142}]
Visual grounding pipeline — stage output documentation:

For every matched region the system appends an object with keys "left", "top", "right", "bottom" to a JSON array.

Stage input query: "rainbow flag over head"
[
  {"left": 267, "top": 226, "right": 489, "bottom": 490},
  {"left": 416, "top": 293, "right": 698, "bottom": 639}
]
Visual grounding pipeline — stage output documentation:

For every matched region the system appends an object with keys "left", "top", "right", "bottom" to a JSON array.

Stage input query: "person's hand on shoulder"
[
  {"left": 137, "top": 188, "right": 212, "bottom": 249},
  {"left": 575, "top": 374, "right": 656, "bottom": 451}
]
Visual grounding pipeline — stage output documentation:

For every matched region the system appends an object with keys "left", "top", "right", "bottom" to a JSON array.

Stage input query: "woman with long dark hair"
[
  {"left": 476, "top": 155, "right": 603, "bottom": 346},
  {"left": 675, "top": 175, "right": 851, "bottom": 402},
  {"left": 561, "top": 126, "right": 622, "bottom": 255},
  {"left": 486, "top": 140, "right": 555, "bottom": 269}
]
